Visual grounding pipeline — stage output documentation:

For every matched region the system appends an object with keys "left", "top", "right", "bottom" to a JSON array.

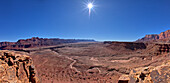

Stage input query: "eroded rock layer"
[
  {"left": 137, "top": 30, "right": 170, "bottom": 42},
  {"left": 0, "top": 50, "right": 39, "bottom": 83},
  {"left": 154, "top": 44, "right": 170, "bottom": 55}
]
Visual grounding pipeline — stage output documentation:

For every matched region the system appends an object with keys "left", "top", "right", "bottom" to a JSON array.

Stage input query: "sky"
[{"left": 0, "top": 0, "right": 170, "bottom": 42}]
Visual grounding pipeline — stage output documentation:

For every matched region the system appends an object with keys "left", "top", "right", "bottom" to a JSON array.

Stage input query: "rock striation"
[
  {"left": 154, "top": 44, "right": 170, "bottom": 55},
  {"left": 0, "top": 50, "right": 39, "bottom": 83},
  {"left": 137, "top": 30, "right": 170, "bottom": 42}
]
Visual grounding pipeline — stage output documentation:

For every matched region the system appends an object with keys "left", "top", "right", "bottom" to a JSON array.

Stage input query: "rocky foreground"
[
  {"left": 119, "top": 60, "right": 170, "bottom": 83},
  {"left": 0, "top": 50, "right": 39, "bottom": 83}
]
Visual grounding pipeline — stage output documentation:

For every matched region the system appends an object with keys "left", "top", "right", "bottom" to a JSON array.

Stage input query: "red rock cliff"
[{"left": 137, "top": 30, "right": 170, "bottom": 42}]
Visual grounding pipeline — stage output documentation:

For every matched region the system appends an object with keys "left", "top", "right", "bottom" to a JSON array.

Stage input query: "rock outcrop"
[
  {"left": 104, "top": 41, "right": 147, "bottom": 50},
  {"left": 154, "top": 44, "right": 170, "bottom": 55},
  {"left": 137, "top": 30, "right": 170, "bottom": 42},
  {"left": 118, "top": 60, "right": 170, "bottom": 83},
  {"left": 0, "top": 37, "right": 95, "bottom": 50},
  {"left": 0, "top": 50, "right": 39, "bottom": 83}
]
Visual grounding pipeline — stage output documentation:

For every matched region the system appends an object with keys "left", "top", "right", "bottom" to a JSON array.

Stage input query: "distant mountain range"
[
  {"left": 0, "top": 30, "right": 170, "bottom": 50},
  {"left": 136, "top": 30, "right": 170, "bottom": 43},
  {"left": 0, "top": 37, "right": 95, "bottom": 50}
]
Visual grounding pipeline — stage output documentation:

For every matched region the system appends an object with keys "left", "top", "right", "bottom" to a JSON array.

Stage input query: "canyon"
[{"left": 0, "top": 30, "right": 169, "bottom": 83}]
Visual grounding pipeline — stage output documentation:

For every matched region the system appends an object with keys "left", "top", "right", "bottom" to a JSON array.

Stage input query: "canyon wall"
[{"left": 137, "top": 30, "right": 170, "bottom": 42}]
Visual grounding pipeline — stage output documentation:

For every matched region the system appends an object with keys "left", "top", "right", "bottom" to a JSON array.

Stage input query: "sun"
[
  {"left": 82, "top": 0, "right": 96, "bottom": 17},
  {"left": 88, "top": 3, "right": 93, "bottom": 9},
  {"left": 87, "top": 3, "right": 94, "bottom": 16}
]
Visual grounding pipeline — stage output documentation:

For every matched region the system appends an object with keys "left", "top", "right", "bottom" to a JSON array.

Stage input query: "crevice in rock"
[
  {"left": 118, "top": 80, "right": 129, "bottom": 83},
  {"left": 23, "top": 62, "right": 29, "bottom": 77},
  {"left": 8, "top": 60, "right": 13, "bottom": 66},
  {"left": 16, "top": 67, "right": 19, "bottom": 77},
  {"left": 29, "top": 65, "right": 36, "bottom": 83},
  {"left": 139, "top": 73, "right": 146, "bottom": 80}
]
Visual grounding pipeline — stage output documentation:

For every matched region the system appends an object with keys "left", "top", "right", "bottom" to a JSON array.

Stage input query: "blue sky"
[{"left": 0, "top": 0, "right": 170, "bottom": 42}]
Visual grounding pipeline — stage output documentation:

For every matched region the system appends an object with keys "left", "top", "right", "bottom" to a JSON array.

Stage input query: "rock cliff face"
[
  {"left": 137, "top": 30, "right": 170, "bottom": 42},
  {"left": 159, "top": 30, "right": 170, "bottom": 39},
  {"left": 0, "top": 50, "right": 39, "bottom": 83},
  {"left": 104, "top": 41, "right": 170, "bottom": 55},
  {"left": 0, "top": 37, "right": 95, "bottom": 50}
]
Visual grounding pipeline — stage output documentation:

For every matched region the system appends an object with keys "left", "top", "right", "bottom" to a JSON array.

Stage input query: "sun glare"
[
  {"left": 88, "top": 3, "right": 93, "bottom": 9},
  {"left": 87, "top": 3, "right": 94, "bottom": 17},
  {"left": 83, "top": 0, "right": 95, "bottom": 17}
]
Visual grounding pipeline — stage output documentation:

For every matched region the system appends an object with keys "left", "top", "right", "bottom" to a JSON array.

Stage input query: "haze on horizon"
[{"left": 0, "top": 0, "right": 170, "bottom": 42}]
